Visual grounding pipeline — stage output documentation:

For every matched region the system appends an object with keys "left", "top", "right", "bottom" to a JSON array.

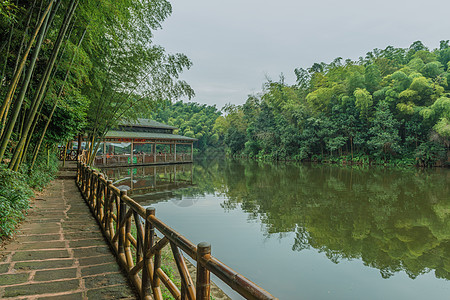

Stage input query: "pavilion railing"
[
  {"left": 94, "top": 153, "right": 192, "bottom": 166},
  {"left": 76, "top": 160, "right": 277, "bottom": 300}
]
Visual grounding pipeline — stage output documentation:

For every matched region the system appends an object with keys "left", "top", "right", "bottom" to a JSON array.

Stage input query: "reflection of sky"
[{"left": 149, "top": 194, "right": 450, "bottom": 300}]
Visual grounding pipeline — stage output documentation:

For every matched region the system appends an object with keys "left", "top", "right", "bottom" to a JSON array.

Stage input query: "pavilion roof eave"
[{"left": 102, "top": 130, "right": 197, "bottom": 142}]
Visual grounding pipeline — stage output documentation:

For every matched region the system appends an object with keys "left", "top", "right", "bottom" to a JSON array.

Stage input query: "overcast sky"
[{"left": 153, "top": 0, "right": 450, "bottom": 109}]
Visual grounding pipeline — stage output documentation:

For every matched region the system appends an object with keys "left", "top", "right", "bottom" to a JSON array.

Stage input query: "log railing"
[{"left": 76, "top": 161, "right": 277, "bottom": 300}]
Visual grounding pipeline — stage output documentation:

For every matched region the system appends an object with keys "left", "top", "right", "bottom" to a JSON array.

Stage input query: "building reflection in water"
[{"left": 102, "top": 164, "right": 194, "bottom": 206}]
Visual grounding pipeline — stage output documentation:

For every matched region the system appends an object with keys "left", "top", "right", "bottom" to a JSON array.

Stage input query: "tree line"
[{"left": 216, "top": 41, "right": 450, "bottom": 166}]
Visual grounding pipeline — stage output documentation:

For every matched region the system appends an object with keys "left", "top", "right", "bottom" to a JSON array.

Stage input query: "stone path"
[{"left": 0, "top": 163, "right": 136, "bottom": 299}]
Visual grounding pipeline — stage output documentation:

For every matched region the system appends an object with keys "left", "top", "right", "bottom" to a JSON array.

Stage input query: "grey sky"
[{"left": 154, "top": 0, "right": 450, "bottom": 109}]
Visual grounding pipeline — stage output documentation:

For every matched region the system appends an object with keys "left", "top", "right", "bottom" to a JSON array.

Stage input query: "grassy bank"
[{"left": 0, "top": 152, "right": 59, "bottom": 240}]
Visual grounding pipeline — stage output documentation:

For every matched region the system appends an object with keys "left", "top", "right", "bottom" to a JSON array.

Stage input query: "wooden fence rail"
[{"left": 76, "top": 161, "right": 277, "bottom": 300}]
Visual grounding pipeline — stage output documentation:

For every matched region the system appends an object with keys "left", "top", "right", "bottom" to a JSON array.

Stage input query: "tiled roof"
[
  {"left": 119, "top": 118, "right": 177, "bottom": 130},
  {"left": 105, "top": 130, "right": 197, "bottom": 141}
]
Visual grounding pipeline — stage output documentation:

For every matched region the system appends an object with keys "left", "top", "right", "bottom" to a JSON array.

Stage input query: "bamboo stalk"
[
  {"left": 8, "top": 0, "right": 79, "bottom": 170},
  {"left": 133, "top": 211, "right": 144, "bottom": 262},
  {"left": 0, "top": 4, "right": 51, "bottom": 161},
  {"left": 127, "top": 232, "right": 137, "bottom": 249},
  {"left": 0, "top": 0, "right": 54, "bottom": 122},
  {"left": 156, "top": 268, "right": 181, "bottom": 300},
  {"left": 146, "top": 237, "right": 169, "bottom": 258},
  {"left": 170, "top": 242, "right": 196, "bottom": 300},
  {"left": 152, "top": 242, "right": 163, "bottom": 300}
]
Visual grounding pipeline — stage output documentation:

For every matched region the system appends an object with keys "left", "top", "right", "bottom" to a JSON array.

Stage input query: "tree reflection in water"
[
  {"left": 198, "top": 159, "right": 450, "bottom": 281},
  {"left": 105, "top": 160, "right": 450, "bottom": 281}
]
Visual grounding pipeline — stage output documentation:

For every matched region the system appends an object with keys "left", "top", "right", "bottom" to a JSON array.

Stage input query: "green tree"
[{"left": 367, "top": 101, "right": 400, "bottom": 159}]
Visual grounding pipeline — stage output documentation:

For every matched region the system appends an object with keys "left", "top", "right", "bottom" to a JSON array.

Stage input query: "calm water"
[{"left": 103, "top": 160, "right": 450, "bottom": 300}]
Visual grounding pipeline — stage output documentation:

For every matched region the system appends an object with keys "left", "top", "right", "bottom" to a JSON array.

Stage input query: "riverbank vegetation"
[{"left": 217, "top": 42, "right": 450, "bottom": 167}]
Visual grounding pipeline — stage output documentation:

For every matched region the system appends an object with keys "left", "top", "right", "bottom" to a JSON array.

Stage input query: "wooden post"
[
  {"left": 142, "top": 207, "right": 155, "bottom": 299},
  {"left": 118, "top": 190, "right": 127, "bottom": 261},
  {"left": 196, "top": 242, "right": 211, "bottom": 300},
  {"left": 104, "top": 180, "right": 113, "bottom": 237},
  {"left": 191, "top": 142, "right": 193, "bottom": 162},
  {"left": 96, "top": 174, "right": 103, "bottom": 218},
  {"left": 153, "top": 142, "right": 156, "bottom": 163},
  {"left": 174, "top": 143, "right": 177, "bottom": 162}
]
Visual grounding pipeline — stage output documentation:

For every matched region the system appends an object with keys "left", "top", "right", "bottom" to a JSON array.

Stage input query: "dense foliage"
[
  {"left": 217, "top": 41, "right": 450, "bottom": 166},
  {"left": 0, "top": 151, "right": 59, "bottom": 239},
  {"left": 148, "top": 100, "right": 222, "bottom": 152}
]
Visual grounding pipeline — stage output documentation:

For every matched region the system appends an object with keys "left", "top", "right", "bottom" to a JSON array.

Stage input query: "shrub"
[
  {"left": 0, "top": 151, "right": 59, "bottom": 239},
  {"left": 0, "top": 166, "right": 33, "bottom": 239}
]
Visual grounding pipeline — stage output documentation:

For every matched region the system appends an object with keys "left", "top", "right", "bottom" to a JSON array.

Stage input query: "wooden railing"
[
  {"left": 76, "top": 161, "right": 277, "bottom": 300},
  {"left": 94, "top": 153, "right": 192, "bottom": 166}
]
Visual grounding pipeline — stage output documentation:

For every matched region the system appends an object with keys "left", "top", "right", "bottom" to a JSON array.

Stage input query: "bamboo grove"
[
  {"left": 216, "top": 42, "right": 450, "bottom": 166},
  {"left": 0, "top": 0, "right": 193, "bottom": 171}
]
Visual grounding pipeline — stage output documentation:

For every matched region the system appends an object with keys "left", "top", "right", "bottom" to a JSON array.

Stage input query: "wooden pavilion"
[{"left": 93, "top": 119, "right": 197, "bottom": 167}]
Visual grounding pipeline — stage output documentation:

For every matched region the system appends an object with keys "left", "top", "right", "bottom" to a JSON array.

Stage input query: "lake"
[{"left": 102, "top": 159, "right": 450, "bottom": 299}]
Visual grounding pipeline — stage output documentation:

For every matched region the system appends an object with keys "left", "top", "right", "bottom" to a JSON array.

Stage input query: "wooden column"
[
  {"left": 174, "top": 143, "right": 177, "bottom": 162},
  {"left": 103, "top": 142, "right": 107, "bottom": 164},
  {"left": 153, "top": 166, "right": 156, "bottom": 188},
  {"left": 191, "top": 142, "right": 193, "bottom": 161},
  {"left": 153, "top": 142, "right": 156, "bottom": 163},
  {"left": 131, "top": 166, "right": 134, "bottom": 190},
  {"left": 131, "top": 140, "right": 134, "bottom": 165}
]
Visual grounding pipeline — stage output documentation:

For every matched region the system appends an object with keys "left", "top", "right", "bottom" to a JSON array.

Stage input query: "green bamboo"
[
  {"left": 9, "top": 0, "right": 78, "bottom": 170},
  {"left": 0, "top": 0, "right": 54, "bottom": 123},
  {"left": 29, "top": 27, "right": 87, "bottom": 170},
  {"left": 0, "top": 3, "right": 52, "bottom": 162}
]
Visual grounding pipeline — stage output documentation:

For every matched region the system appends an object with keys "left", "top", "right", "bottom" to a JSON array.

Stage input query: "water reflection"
[
  {"left": 102, "top": 164, "right": 195, "bottom": 206},
  {"left": 105, "top": 160, "right": 450, "bottom": 281},
  {"left": 215, "top": 160, "right": 450, "bottom": 281}
]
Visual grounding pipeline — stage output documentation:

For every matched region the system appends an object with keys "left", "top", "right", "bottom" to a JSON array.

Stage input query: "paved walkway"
[{"left": 0, "top": 163, "right": 136, "bottom": 299}]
